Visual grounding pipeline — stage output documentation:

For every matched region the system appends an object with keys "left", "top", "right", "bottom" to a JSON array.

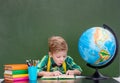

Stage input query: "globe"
[
  {"left": 78, "top": 25, "right": 118, "bottom": 68},
  {"left": 78, "top": 24, "right": 118, "bottom": 80}
]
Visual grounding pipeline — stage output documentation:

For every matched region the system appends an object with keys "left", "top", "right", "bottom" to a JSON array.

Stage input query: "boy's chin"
[{"left": 57, "top": 64, "right": 62, "bottom": 67}]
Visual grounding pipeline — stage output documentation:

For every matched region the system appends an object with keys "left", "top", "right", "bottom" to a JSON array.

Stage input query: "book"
[
  {"left": 4, "top": 69, "right": 28, "bottom": 75},
  {"left": 41, "top": 74, "right": 75, "bottom": 80},
  {"left": 4, "top": 77, "right": 29, "bottom": 81},
  {"left": 4, "top": 80, "right": 29, "bottom": 83},
  {"left": 4, "top": 74, "right": 28, "bottom": 79},
  {"left": 4, "top": 64, "right": 28, "bottom": 70}
]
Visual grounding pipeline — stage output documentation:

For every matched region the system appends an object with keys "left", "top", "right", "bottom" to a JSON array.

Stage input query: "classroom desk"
[{"left": 1, "top": 76, "right": 120, "bottom": 83}]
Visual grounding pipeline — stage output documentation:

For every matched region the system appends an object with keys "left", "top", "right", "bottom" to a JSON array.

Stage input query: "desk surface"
[{"left": 1, "top": 76, "right": 120, "bottom": 83}]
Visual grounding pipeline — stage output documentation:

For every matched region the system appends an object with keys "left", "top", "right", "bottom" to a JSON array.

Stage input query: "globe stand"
[{"left": 86, "top": 64, "right": 109, "bottom": 80}]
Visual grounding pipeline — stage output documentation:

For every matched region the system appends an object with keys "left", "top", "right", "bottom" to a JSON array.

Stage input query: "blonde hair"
[{"left": 48, "top": 36, "right": 68, "bottom": 54}]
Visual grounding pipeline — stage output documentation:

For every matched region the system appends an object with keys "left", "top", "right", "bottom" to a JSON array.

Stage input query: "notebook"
[{"left": 41, "top": 74, "right": 75, "bottom": 80}]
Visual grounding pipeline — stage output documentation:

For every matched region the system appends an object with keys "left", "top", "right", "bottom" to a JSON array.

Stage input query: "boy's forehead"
[{"left": 53, "top": 51, "right": 67, "bottom": 55}]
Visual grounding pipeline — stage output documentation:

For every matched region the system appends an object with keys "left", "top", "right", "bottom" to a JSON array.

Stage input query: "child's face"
[{"left": 51, "top": 51, "right": 67, "bottom": 66}]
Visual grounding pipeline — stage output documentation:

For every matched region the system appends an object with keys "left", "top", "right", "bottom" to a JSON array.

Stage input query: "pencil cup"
[{"left": 28, "top": 66, "right": 37, "bottom": 80}]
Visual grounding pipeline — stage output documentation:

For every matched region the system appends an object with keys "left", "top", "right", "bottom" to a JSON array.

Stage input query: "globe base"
[{"left": 86, "top": 68, "right": 109, "bottom": 80}]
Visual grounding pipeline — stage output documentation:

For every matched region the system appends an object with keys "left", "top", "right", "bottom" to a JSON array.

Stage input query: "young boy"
[{"left": 37, "top": 36, "right": 82, "bottom": 76}]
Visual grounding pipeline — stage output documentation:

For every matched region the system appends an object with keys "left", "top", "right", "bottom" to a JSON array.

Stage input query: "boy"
[{"left": 37, "top": 36, "right": 82, "bottom": 76}]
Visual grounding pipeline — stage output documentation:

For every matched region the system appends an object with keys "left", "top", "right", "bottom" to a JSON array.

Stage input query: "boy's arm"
[
  {"left": 66, "top": 69, "right": 81, "bottom": 75},
  {"left": 37, "top": 55, "right": 49, "bottom": 76},
  {"left": 73, "top": 69, "right": 81, "bottom": 75},
  {"left": 66, "top": 56, "right": 82, "bottom": 75}
]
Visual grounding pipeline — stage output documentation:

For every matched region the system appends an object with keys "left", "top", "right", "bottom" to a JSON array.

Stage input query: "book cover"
[
  {"left": 4, "top": 69, "right": 28, "bottom": 75},
  {"left": 4, "top": 64, "right": 28, "bottom": 70},
  {"left": 41, "top": 74, "right": 75, "bottom": 80}
]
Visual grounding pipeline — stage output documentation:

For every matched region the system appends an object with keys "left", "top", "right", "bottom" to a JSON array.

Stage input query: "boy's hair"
[{"left": 48, "top": 36, "right": 68, "bottom": 54}]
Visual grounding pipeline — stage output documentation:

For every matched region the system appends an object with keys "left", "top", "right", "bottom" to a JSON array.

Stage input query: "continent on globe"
[
  {"left": 94, "top": 27, "right": 109, "bottom": 49},
  {"left": 95, "top": 49, "right": 110, "bottom": 64}
]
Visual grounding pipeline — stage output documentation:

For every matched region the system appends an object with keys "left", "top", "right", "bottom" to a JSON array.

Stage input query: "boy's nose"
[{"left": 60, "top": 57, "right": 64, "bottom": 62}]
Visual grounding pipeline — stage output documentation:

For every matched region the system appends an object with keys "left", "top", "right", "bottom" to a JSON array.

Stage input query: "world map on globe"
[{"left": 78, "top": 27, "right": 116, "bottom": 67}]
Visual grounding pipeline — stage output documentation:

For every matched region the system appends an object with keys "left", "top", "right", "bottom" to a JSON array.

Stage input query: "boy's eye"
[
  {"left": 63, "top": 56, "right": 66, "bottom": 58},
  {"left": 56, "top": 56, "right": 60, "bottom": 58}
]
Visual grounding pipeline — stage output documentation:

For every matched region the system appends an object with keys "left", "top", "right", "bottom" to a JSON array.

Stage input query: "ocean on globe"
[{"left": 78, "top": 27, "right": 116, "bottom": 67}]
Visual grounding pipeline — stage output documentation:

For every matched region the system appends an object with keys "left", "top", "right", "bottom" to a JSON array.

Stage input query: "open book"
[{"left": 40, "top": 74, "right": 75, "bottom": 80}]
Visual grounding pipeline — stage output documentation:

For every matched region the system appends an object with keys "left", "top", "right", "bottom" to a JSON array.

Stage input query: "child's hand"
[
  {"left": 43, "top": 72, "right": 54, "bottom": 76},
  {"left": 66, "top": 69, "right": 81, "bottom": 75},
  {"left": 52, "top": 71, "right": 62, "bottom": 76},
  {"left": 66, "top": 70, "right": 74, "bottom": 75}
]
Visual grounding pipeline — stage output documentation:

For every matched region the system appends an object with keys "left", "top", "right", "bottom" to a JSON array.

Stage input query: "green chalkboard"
[{"left": 0, "top": 0, "right": 120, "bottom": 78}]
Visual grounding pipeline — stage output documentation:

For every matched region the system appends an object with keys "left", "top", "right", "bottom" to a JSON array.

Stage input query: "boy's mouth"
[{"left": 57, "top": 63, "right": 62, "bottom": 66}]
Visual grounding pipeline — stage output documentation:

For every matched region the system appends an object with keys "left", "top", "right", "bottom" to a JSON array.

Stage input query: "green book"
[
  {"left": 40, "top": 74, "right": 75, "bottom": 80},
  {"left": 4, "top": 69, "right": 28, "bottom": 75}
]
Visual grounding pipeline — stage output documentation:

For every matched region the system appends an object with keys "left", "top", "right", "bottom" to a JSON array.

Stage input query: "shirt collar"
[{"left": 50, "top": 57, "right": 62, "bottom": 67}]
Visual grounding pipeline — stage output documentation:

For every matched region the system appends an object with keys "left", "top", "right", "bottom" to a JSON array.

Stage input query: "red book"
[
  {"left": 4, "top": 76, "right": 29, "bottom": 81},
  {"left": 4, "top": 80, "right": 29, "bottom": 83}
]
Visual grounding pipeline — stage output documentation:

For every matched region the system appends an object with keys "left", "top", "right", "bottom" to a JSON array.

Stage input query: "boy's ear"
[{"left": 49, "top": 52, "right": 52, "bottom": 57}]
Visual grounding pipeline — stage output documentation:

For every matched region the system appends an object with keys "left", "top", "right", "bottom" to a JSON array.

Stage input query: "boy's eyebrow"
[{"left": 55, "top": 54, "right": 60, "bottom": 56}]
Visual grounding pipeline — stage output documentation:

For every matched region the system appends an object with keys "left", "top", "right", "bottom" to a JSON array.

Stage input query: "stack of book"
[{"left": 4, "top": 64, "right": 28, "bottom": 82}]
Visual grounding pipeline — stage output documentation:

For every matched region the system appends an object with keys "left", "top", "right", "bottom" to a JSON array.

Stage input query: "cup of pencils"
[{"left": 26, "top": 60, "right": 37, "bottom": 80}]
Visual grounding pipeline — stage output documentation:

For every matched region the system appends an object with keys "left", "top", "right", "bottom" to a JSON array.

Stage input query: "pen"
[{"left": 26, "top": 60, "right": 31, "bottom": 66}]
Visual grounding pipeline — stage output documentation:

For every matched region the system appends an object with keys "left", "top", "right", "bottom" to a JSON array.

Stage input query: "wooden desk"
[{"left": 1, "top": 76, "right": 119, "bottom": 83}]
